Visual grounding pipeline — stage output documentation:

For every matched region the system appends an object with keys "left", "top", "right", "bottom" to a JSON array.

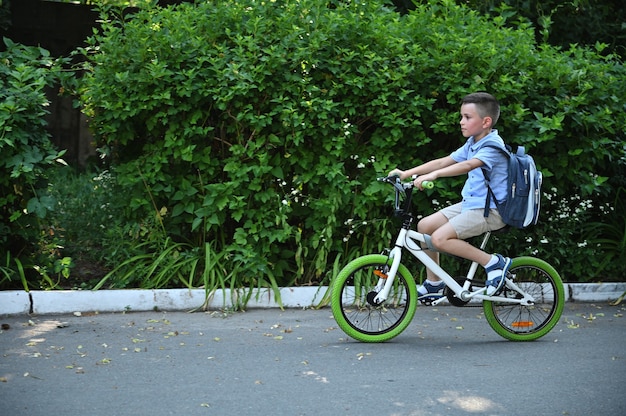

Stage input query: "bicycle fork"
[{"left": 372, "top": 246, "right": 403, "bottom": 305}]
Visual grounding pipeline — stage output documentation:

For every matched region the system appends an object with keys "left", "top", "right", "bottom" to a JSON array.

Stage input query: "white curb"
[
  {"left": 566, "top": 282, "right": 626, "bottom": 302},
  {"left": 0, "top": 283, "right": 624, "bottom": 316},
  {"left": 0, "top": 286, "right": 331, "bottom": 316},
  {"left": 0, "top": 291, "right": 32, "bottom": 315}
]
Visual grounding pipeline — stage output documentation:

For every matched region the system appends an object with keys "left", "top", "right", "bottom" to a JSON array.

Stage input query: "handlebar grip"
[{"left": 422, "top": 180, "right": 434, "bottom": 189}]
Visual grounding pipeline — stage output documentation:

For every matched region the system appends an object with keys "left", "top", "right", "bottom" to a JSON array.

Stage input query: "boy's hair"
[{"left": 462, "top": 92, "right": 500, "bottom": 127}]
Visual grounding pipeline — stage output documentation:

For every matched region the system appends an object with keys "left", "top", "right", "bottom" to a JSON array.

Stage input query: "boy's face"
[{"left": 459, "top": 103, "right": 491, "bottom": 140}]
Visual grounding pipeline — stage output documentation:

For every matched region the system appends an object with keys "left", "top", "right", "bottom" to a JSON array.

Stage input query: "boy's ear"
[{"left": 483, "top": 116, "right": 493, "bottom": 128}]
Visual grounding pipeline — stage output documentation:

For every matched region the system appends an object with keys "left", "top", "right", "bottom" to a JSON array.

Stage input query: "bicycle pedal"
[{"left": 419, "top": 295, "right": 443, "bottom": 306}]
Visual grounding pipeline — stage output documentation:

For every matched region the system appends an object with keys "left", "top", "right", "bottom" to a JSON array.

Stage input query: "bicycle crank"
[{"left": 444, "top": 276, "right": 473, "bottom": 307}]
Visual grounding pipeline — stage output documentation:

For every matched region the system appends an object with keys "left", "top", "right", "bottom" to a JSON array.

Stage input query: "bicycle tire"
[
  {"left": 330, "top": 254, "right": 418, "bottom": 342},
  {"left": 483, "top": 256, "right": 565, "bottom": 341}
]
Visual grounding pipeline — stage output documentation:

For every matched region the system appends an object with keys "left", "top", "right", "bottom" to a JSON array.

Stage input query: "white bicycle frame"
[{"left": 373, "top": 228, "right": 536, "bottom": 306}]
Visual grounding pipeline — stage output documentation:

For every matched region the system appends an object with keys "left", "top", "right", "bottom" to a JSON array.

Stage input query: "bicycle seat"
[{"left": 492, "top": 225, "right": 510, "bottom": 234}]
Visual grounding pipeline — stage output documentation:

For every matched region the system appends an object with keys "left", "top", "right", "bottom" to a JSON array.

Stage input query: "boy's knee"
[
  {"left": 429, "top": 233, "right": 449, "bottom": 250},
  {"left": 417, "top": 219, "right": 430, "bottom": 234},
  {"left": 418, "top": 214, "right": 444, "bottom": 234}
]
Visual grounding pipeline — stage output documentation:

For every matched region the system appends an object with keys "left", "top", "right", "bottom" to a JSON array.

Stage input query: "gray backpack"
[{"left": 482, "top": 145, "right": 542, "bottom": 229}]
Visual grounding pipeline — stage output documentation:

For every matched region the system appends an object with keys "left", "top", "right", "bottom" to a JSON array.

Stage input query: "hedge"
[{"left": 77, "top": 0, "right": 626, "bottom": 289}]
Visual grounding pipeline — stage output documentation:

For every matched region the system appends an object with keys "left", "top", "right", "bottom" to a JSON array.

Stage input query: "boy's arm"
[
  {"left": 390, "top": 156, "right": 457, "bottom": 180},
  {"left": 414, "top": 157, "right": 484, "bottom": 188}
]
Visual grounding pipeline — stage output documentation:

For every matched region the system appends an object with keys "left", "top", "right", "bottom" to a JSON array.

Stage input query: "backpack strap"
[
  {"left": 480, "top": 144, "right": 511, "bottom": 218},
  {"left": 483, "top": 177, "right": 504, "bottom": 218}
]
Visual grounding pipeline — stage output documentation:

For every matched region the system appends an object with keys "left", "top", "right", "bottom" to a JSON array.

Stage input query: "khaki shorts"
[{"left": 439, "top": 202, "right": 506, "bottom": 240}]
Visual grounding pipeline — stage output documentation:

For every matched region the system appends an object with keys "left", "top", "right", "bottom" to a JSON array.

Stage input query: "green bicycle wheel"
[
  {"left": 330, "top": 254, "right": 418, "bottom": 342},
  {"left": 483, "top": 256, "right": 565, "bottom": 341}
]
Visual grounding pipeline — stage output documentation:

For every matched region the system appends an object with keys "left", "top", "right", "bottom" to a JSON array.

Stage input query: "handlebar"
[
  {"left": 422, "top": 180, "right": 435, "bottom": 189},
  {"left": 377, "top": 175, "right": 434, "bottom": 191},
  {"left": 378, "top": 176, "right": 435, "bottom": 218}
]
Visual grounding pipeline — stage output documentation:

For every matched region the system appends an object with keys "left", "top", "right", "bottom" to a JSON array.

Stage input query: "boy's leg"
[
  {"left": 416, "top": 211, "right": 448, "bottom": 282},
  {"left": 431, "top": 209, "right": 511, "bottom": 295},
  {"left": 429, "top": 222, "right": 491, "bottom": 265},
  {"left": 415, "top": 210, "right": 452, "bottom": 300}
]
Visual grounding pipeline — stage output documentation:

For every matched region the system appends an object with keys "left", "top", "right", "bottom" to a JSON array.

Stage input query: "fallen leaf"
[{"left": 567, "top": 322, "right": 579, "bottom": 329}]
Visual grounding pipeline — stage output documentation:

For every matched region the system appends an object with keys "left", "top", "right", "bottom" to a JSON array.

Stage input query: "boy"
[{"left": 389, "top": 92, "right": 511, "bottom": 299}]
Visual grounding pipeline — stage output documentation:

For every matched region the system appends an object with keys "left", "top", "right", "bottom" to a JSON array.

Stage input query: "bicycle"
[{"left": 330, "top": 175, "right": 565, "bottom": 342}]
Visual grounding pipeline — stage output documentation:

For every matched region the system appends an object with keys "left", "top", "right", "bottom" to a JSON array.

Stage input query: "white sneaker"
[{"left": 417, "top": 280, "right": 445, "bottom": 301}]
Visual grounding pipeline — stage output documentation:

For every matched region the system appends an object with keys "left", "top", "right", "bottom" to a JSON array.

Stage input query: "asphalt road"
[{"left": 1, "top": 302, "right": 625, "bottom": 416}]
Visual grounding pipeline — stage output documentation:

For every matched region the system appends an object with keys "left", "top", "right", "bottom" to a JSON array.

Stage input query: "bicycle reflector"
[
  {"left": 511, "top": 321, "right": 535, "bottom": 328},
  {"left": 373, "top": 269, "right": 388, "bottom": 279}
]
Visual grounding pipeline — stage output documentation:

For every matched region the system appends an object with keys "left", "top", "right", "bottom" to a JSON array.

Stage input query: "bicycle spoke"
[
  {"left": 484, "top": 258, "right": 564, "bottom": 341},
  {"left": 331, "top": 255, "right": 417, "bottom": 342}
]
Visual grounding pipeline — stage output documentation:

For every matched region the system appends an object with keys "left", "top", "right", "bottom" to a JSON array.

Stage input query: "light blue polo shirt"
[{"left": 450, "top": 129, "right": 508, "bottom": 211}]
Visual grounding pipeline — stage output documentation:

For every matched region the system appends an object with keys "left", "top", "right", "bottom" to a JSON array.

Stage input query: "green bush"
[
  {"left": 42, "top": 168, "right": 139, "bottom": 288},
  {"left": 78, "top": 0, "right": 625, "bottom": 291},
  {"left": 0, "top": 37, "right": 73, "bottom": 289}
]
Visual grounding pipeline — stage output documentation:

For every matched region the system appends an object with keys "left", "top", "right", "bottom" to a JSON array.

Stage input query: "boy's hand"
[
  {"left": 388, "top": 169, "right": 405, "bottom": 179},
  {"left": 414, "top": 174, "right": 436, "bottom": 190}
]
